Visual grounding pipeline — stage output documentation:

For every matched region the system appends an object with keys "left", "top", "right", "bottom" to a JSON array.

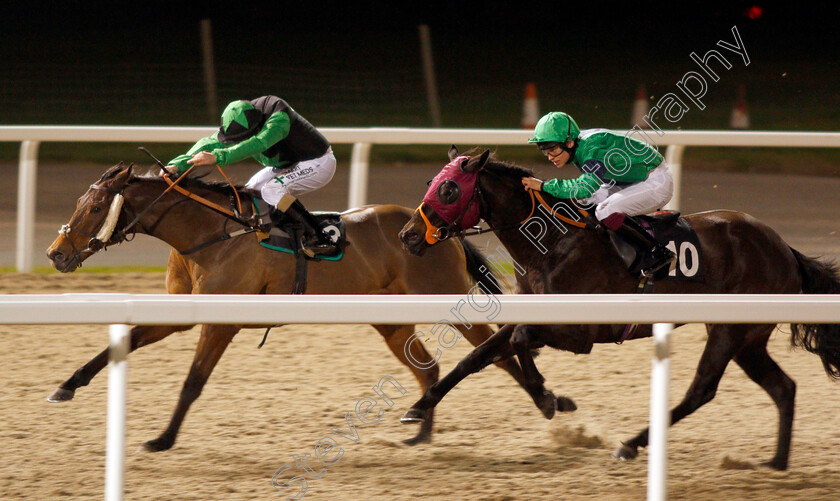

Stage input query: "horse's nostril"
[
  {"left": 50, "top": 251, "right": 64, "bottom": 263},
  {"left": 403, "top": 230, "right": 420, "bottom": 243}
]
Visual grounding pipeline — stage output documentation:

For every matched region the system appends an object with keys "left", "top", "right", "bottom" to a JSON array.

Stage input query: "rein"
[
  {"left": 419, "top": 184, "right": 597, "bottom": 243},
  {"left": 155, "top": 168, "right": 266, "bottom": 255},
  {"left": 63, "top": 164, "right": 265, "bottom": 264},
  {"left": 524, "top": 189, "right": 592, "bottom": 229},
  {"left": 161, "top": 166, "right": 245, "bottom": 219},
  {"left": 116, "top": 164, "right": 197, "bottom": 239}
]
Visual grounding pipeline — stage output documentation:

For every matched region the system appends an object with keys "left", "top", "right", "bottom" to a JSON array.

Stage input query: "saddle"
[
  {"left": 252, "top": 198, "right": 346, "bottom": 261},
  {"left": 608, "top": 210, "right": 704, "bottom": 282}
]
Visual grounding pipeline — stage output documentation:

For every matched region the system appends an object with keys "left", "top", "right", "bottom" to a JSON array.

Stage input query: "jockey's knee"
[
  {"left": 261, "top": 185, "right": 290, "bottom": 207},
  {"left": 594, "top": 203, "right": 617, "bottom": 221}
]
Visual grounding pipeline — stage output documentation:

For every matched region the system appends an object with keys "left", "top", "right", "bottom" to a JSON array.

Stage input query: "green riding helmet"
[
  {"left": 528, "top": 112, "right": 580, "bottom": 145},
  {"left": 217, "top": 100, "right": 264, "bottom": 144}
]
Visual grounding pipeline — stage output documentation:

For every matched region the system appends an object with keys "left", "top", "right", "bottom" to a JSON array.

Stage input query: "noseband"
[
  {"left": 58, "top": 183, "right": 135, "bottom": 266},
  {"left": 415, "top": 178, "right": 596, "bottom": 244},
  {"left": 415, "top": 179, "right": 485, "bottom": 245}
]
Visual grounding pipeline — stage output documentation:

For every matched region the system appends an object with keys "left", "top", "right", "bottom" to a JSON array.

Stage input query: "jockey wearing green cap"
[
  {"left": 166, "top": 96, "right": 335, "bottom": 256},
  {"left": 523, "top": 111, "right": 675, "bottom": 276}
]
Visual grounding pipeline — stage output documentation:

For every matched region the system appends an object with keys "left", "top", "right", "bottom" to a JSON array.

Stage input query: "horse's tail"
[
  {"left": 459, "top": 239, "right": 503, "bottom": 295},
  {"left": 789, "top": 247, "right": 840, "bottom": 380}
]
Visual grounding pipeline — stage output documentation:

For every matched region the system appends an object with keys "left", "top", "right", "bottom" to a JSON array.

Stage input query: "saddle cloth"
[
  {"left": 609, "top": 210, "right": 704, "bottom": 281},
  {"left": 252, "top": 198, "right": 346, "bottom": 261}
]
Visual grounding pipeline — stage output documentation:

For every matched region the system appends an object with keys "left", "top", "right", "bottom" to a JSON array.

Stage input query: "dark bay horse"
[
  {"left": 45, "top": 162, "right": 536, "bottom": 450},
  {"left": 397, "top": 147, "right": 840, "bottom": 470}
]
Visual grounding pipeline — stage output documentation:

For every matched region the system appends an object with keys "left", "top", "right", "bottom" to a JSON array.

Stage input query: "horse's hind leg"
[
  {"left": 402, "top": 324, "right": 516, "bottom": 424},
  {"left": 463, "top": 324, "right": 577, "bottom": 415},
  {"left": 374, "top": 324, "right": 439, "bottom": 445},
  {"left": 615, "top": 324, "right": 743, "bottom": 461},
  {"left": 47, "top": 324, "right": 193, "bottom": 402},
  {"left": 144, "top": 324, "right": 239, "bottom": 452},
  {"left": 734, "top": 330, "right": 796, "bottom": 470}
]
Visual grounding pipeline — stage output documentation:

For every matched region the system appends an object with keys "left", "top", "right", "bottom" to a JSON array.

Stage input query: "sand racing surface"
[
  {"left": 1, "top": 272, "right": 840, "bottom": 500},
  {"left": 1, "top": 162, "right": 840, "bottom": 499}
]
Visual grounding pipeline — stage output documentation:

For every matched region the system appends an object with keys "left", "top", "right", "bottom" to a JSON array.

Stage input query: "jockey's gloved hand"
[{"left": 159, "top": 166, "right": 181, "bottom": 179}]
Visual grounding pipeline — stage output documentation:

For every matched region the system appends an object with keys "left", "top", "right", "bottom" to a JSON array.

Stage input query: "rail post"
[
  {"left": 105, "top": 324, "right": 130, "bottom": 501},
  {"left": 348, "top": 142, "right": 372, "bottom": 209},
  {"left": 664, "top": 145, "right": 684, "bottom": 211},
  {"left": 16, "top": 140, "right": 40, "bottom": 272},
  {"left": 647, "top": 322, "right": 673, "bottom": 501}
]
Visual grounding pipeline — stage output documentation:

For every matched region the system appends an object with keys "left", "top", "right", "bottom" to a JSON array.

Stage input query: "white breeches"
[
  {"left": 579, "top": 162, "right": 674, "bottom": 220},
  {"left": 244, "top": 148, "right": 336, "bottom": 205}
]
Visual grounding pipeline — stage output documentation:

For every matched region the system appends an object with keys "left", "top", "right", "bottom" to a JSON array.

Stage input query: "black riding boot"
[
  {"left": 278, "top": 198, "right": 334, "bottom": 257},
  {"left": 612, "top": 216, "right": 675, "bottom": 276}
]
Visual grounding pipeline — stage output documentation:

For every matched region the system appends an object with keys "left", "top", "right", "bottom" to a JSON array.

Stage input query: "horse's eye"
[
  {"left": 437, "top": 180, "right": 461, "bottom": 205},
  {"left": 91, "top": 205, "right": 102, "bottom": 214}
]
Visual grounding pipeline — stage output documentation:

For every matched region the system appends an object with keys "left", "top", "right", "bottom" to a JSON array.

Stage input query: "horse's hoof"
[
  {"left": 556, "top": 395, "right": 577, "bottom": 412},
  {"left": 400, "top": 408, "right": 427, "bottom": 424},
  {"left": 760, "top": 458, "right": 788, "bottom": 471},
  {"left": 612, "top": 442, "right": 638, "bottom": 461},
  {"left": 142, "top": 437, "right": 173, "bottom": 452},
  {"left": 402, "top": 432, "right": 432, "bottom": 446},
  {"left": 537, "top": 390, "right": 556, "bottom": 420},
  {"left": 47, "top": 387, "right": 75, "bottom": 402}
]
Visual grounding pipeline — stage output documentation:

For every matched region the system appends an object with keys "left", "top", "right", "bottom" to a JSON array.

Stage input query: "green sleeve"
[
  {"left": 168, "top": 135, "right": 224, "bottom": 173},
  {"left": 212, "top": 111, "right": 291, "bottom": 167},
  {"left": 542, "top": 173, "right": 601, "bottom": 199}
]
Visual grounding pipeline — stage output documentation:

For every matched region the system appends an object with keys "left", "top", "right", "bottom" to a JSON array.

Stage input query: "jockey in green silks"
[
  {"left": 166, "top": 96, "right": 335, "bottom": 256},
  {"left": 522, "top": 111, "right": 675, "bottom": 276}
]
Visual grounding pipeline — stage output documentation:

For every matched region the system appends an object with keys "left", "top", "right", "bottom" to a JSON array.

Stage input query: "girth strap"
[
  {"left": 617, "top": 274, "right": 657, "bottom": 344},
  {"left": 177, "top": 226, "right": 264, "bottom": 255},
  {"left": 286, "top": 225, "right": 309, "bottom": 295}
]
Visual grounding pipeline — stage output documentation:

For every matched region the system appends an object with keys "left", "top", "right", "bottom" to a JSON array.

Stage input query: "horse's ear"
[
  {"left": 112, "top": 163, "right": 133, "bottom": 188},
  {"left": 478, "top": 149, "right": 491, "bottom": 167},
  {"left": 463, "top": 149, "right": 491, "bottom": 173},
  {"left": 448, "top": 145, "right": 459, "bottom": 160}
]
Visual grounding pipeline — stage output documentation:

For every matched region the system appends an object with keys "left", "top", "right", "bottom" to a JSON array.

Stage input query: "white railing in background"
[
  {"left": 3, "top": 293, "right": 840, "bottom": 501},
  {"left": 2, "top": 126, "right": 840, "bottom": 272}
]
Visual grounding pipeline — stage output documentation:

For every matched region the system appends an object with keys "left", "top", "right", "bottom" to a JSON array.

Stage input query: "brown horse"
[
  {"left": 397, "top": 147, "right": 840, "bottom": 470},
  {"left": 45, "top": 162, "right": 538, "bottom": 450}
]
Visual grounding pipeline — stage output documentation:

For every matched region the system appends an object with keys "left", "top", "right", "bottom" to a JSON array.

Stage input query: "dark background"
[{"left": 1, "top": 1, "right": 838, "bottom": 168}]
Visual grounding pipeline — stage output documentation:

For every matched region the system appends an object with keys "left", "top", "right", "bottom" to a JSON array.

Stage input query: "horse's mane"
[
  {"left": 456, "top": 147, "right": 535, "bottom": 180},
  {"left": 482, "top": 156, "right": 534, "bottom": 181},
  {"left": 118, "top": 166, "right": 250, "bottom": 196}
]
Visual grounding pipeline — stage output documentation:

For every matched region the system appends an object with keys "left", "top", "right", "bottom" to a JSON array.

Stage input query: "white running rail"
[
  {"left": 3, "top": 293, "right": 840, "bottom": 501},
  {"left": 2, "top": 126, "right": 840, "bottom": 272}
]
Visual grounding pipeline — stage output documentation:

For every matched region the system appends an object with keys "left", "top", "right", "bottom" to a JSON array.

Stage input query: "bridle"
[
  {"left": 414, "top": 173, "right": 597, "bottom": 245},
  {"left": 415, "top": 179, "right": 483, "bottom": 244},
  {"left": 58, "top": 164, "right": 265, "bottom": 267},
  {"left": 58, "top": 183, "right": 137, "bottom": 267}
]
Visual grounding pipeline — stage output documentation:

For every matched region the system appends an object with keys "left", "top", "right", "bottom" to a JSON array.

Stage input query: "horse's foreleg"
[
  {"left": 614, "top": 326, "right": 740, "bottom": 462},
  {"left": 510, "top": 325, "right": 559, "bottom": 420},
  {"left": 144, "top": 324, "right": 239, "bottom": 452},
  {"left": 374, "top": 324, "right": 439, "bottom": 445},
  {"left": 48, "top": 324, "right": 193, "bottom": 402},
  {"left": 734, "top": 336, "right": 796, "bottom": 470},
  {"left": 401, "top": 324, "right": 516, "bottom": 424},
  {"left": 464, "top": 324, "right": 577, "bottom": 416}
]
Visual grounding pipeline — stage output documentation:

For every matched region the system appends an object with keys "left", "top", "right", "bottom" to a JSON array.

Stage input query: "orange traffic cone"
[
  {"left": 730, "top": 84, "right": 750, "bottom": 129},
  {"left": 521, "top": 82, "right": 539, "bottom": 129},
  {"left": 631, "top": 84, "right": 649, "bottom": 128}
]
